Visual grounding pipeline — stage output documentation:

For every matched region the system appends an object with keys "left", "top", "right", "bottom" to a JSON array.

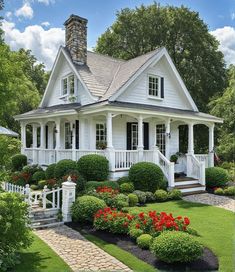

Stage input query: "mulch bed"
[{"left": 67, "top": 222, "right": 219, "bottom": 271}]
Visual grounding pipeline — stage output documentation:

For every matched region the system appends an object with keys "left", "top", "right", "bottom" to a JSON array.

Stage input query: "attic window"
[
  {"left": 148, "top": 75, "right": 159, "bottom": 97},
  {"left": 62, "top": 78, "right": 68, "bottom": 95},
  {"left": 61, "top": 74, "right": 75, "bottom": 96}
]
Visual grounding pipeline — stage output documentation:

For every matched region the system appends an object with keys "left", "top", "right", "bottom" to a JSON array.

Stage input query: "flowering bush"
[
  {"left": 11, "top": 172, "right": 31, "bottom": 186},
  {"left": 94, "top": 207, "right": 135, "bottom": 234},
  {"left": 96, "top": 186, "right": 119, "bottom": 195},
  {"left": 130, "top": 211, "right": 190, "bottom": 237}
]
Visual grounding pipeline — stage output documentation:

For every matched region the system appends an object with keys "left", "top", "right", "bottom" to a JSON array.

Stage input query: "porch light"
[{"left": 166, "top": 132, "right": 171, "bottom": 138}]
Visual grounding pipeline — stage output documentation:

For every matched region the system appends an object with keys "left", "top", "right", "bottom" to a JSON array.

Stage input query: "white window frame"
[
  {"left": 156, "top": 124, "right": 166, "bottom": 155},
  {"left": 60, "top": 74, "right": 76, "bottom": 98},
  {"left": 96, "top": 123, "right": 106, "bottom": 148},
  {"left": 147, "top": 74, "right": 163, "bottom": 100},
  {"left": 64, "top": 122, "right": 72, "bottom": 149}
]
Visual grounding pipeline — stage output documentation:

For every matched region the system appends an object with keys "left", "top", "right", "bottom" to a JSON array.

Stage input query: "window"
[
  {"left": 65, "top": 122, "right": 72, "bottom": 149},
  {"left": 69, "top": 75, "right": 75, "bottom": 95},
  {"left": 96, "top": 123, "right": 106, "bottom": 149},
  {"left": 148, "top": 75, "right": 159, "bottom": 97},
  {"left": 156, "top": 124, "right": 166, "bottom": 155},
  {"left": 131, "top": 123, "right": 138, "bottom": 150},
  {"left": 62, "top": 78, "right": 68, "bottom": 95}
]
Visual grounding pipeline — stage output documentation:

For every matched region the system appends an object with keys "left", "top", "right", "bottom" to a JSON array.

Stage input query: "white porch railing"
[
  {"left": 42, "top": 186, "right": 62, "bottom": 210},
  {"left": 195, "top": 154, "right": 209, "bottom": 168},
  {"left": 143, "top": 150, "right": 154, "bottom": 162},
  {"left": 186, "top": 154, "right": 205, "bottom": 186},
  {"left": 115, "top": 150, "right": 139, "bottom": 170}
]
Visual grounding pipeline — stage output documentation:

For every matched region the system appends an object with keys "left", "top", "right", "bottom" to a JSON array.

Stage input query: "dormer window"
[
  {"left": 61, "top": 74, "right": 75, "bottom": 96},
  {"left": 148, "top": 75, "right": 164, "bottom": 99}
]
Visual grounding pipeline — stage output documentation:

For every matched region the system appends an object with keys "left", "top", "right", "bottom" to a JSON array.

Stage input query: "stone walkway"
[
  {"left": 35, "top": 225, "right": 132, "bottom": 272},
  {"left": 183, "top": 193, "right": 235, "bottom": 212}
]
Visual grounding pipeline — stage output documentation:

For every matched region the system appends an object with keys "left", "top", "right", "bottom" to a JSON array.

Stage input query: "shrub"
[
  {"left": 77, "top": 154, "right": 109, "bottom": 181},
  {"left": 117, "top": 176, "right": 130, "bottom": 185},
  {"left": 32, "top": 171, "right": 45, "bottom": 183},
  {"left": 206, "top": 167, "right": 229, "bottom": 188},
  {"left": 87, "top": 186, "right": 119, "bottom": 207},
  {"left": 133, "top": 190, "right": 146, "bottom": 204},
  {"left": 145, "top": 191, "right": 156, "bottom": 202},
  {"left": 71, "top": 195, "right": 106, "bottom": 223},
  {"left": 23, "top": 164, "right": 43, "bottom": 175},
  {"left": 224, "top": 186, "right": 235, "bottom": 196},
  {"left": 137, "top": 234, "right": 153, "bottom": 249},
  {"left": 38, "top": 180, "right": 47, "bottom": 189},
  {"left": 54, "top": 159, "right": 77, "bottom": 179},
  {"left": 85, "top": 181, "right": 119, "bottom": 191},
  {"left": 150, "top": 231, "right": 203, "bottom": 263},
  {"left": 120, "top": 182, "right": 134, "bottom": 193},
  {"left": 11, "top": 154, "right": 27, "bottom": 171},
  {"left": 0, "top": 193, "right": 32, "bottom": 271},
  {"left": 129, "top": 228, "right": 143, "bottom": 239},
  {"left": 45, "top": 163, "right": 56, "bottom": 179},
  {"left": 94, "top": 207, "right": 135, "bottom": 234},
  {"left": 128, "top": 193, "right": 138, "bottom": 207},
  {"left": 11, "top": 171, "right": 31, "bottom": 186},
  {"left": 154, "top": 189, "right": 168, "bottom": 202},
  {"left": 113, "top": 193, "right": 129, "bottom": 209},
  {"left": 214, "top": 188, "right": 224, "bottom": 195},
  {"left": 62, "top": 171, "right": 86, "bottom": 193},
  {"left": 168, "top": 189, "right": 182, "bottom": 200},
  {"left": 30, "top": 184, "right": 39, "bottom": 190},
  {"left": 129, "top": 162, "right": 164, "bottom": 192}
]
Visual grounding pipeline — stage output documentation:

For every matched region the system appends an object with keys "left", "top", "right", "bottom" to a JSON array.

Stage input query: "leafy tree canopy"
[{"left": 95, "top": 3, "right": 227, "bottom": 111}]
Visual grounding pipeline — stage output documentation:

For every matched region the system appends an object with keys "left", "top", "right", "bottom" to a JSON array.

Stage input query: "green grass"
[
  {"left": 83, "top": 233, "right": 156, "bottom": 272},
  {"left": 129, "top": 200, "right": 235, "bottom": 272},
  {"left": 14, "top": 233, "right": 72, "bottom": 272}
]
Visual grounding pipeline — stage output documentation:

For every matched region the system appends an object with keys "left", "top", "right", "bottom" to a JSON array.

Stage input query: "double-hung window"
[
  {"left": 65, "top": 122, "right": 72, "bottom": 149},
  {"left": 148, "top": 75, "right": 160, "bottom": 97},
  {"left": 62, "top": 78, "right": 68, "bottom": 95},
  {"left": 61, "top": 74, "right": 75, "bottom": 96},
  {"left": 156, "top": 124, "right": 166, "bottom": 155},
  {"left": 96, "top": 123, "right": 106, "bottom": 149}
]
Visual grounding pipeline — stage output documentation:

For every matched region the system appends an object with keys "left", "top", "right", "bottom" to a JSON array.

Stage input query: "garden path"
[
  {"left": 183, "top": 193, "right": 235, "bottom": 212},
  {"left": 35, "top": 225, "right": 132, "bottom": 272}
]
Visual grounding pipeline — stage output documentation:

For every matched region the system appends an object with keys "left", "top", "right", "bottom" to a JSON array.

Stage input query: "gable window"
[
  {"left": 65, "top": 122, "right": 72, "bottom": 149},
  {"left": 61, "top": 74, "right": 75, "bottom": 96},
  {"left": 149, "top": 75, "right": 159, "bottom": 97},
  {"left": 156, "top": 124, "right": 166, "bottom": 155},
  {"left": 62, "top": 78, "right": 68, "bottom": 95},
  {"left": 69, "top": 75, "right": 75, "bottom": 95},
  {"left": 96, "top": 123, "right": 106, "bottom": 149}
]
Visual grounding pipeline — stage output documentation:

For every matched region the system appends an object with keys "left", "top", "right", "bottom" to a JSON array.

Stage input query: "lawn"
[
  {"left": 14, "top": 233, "right": 72, "bottom": 272},
  {"left": 129, "top": 200, "right": 234, "bottom": 272}
]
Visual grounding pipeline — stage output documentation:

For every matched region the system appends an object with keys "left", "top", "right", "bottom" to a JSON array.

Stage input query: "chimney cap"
[{"left": 64, "top": 14, "right": 88, "bottom": 26}]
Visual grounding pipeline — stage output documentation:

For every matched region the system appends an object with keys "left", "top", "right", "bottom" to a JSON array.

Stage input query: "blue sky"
[{"left": 1, "top": 0, "right": 235, "bottom": 68}]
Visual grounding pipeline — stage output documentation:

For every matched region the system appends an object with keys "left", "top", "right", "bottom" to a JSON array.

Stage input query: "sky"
[{"left": 1, "top": 0, "right": 235, "bottom": 69}]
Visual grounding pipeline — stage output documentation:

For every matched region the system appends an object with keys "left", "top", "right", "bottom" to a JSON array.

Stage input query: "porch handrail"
[
  {"left": 187, "top": 154, "right": 205, "bottom": 186},
  {"left": 42, "top": 186, "right": 62, "bottom": 210}
]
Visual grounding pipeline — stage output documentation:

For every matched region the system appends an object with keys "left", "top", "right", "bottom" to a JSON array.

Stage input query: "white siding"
[
  {"left": 169, "top": 123, "right": 179, "bottom": 156},
  {"left": 117, "top": 57, "right": 193, "bottom": 110}
]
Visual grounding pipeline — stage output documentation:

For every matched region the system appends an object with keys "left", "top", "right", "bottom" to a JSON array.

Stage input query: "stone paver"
[
  {"left": 35, "top": 225, "right": 132, "bottom": 272},
  {"left": 183, "top": 193, "right": 235, "bottom": 212}
]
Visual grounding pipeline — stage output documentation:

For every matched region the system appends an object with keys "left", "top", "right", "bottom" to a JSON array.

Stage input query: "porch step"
[
  {"left": 174, "top": 183, "right": 206, "bottom": 194},
  {"left": 31, "top": 220, "right": 64, "bottom": 229},
  {"left": 182, "top": 190, "right": 207, "bottom": 196}
]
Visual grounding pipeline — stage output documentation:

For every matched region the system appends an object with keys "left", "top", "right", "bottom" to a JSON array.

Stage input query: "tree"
[
  {"left": 209, "top": 65, "right": 235, "bottom": 161},
  {"left": 0, "top": 0, "right": 4, "bottom": 43},
  {"left": 95, "top": 4, "right": 227, "bottom": 112}
]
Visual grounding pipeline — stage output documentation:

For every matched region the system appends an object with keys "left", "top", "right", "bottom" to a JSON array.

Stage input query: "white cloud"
[
  {"left": 231, "top": 12, "right": 235, "bottom": 20},
  {"left": 37, "top": 0, "right": 55, "bottom": 5},
  {"left": 5, "top": 11, "right": 13, "bottom": 19},
  {"left": 2, "top": 20, "right": 65, "bottom": 70},
  {"left": 211, "top": 26, "right": 235, "bottom": 65},
  {"left": 15, "top": 2, "right": 34, "bottom": 19},
  {"left": 41, "top": 21, "right": 50, "bottom": 27}
]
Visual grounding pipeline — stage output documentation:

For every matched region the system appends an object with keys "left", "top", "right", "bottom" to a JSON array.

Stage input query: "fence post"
[{"left": 62, "top": 176, "right": 76, "bottom": 222}]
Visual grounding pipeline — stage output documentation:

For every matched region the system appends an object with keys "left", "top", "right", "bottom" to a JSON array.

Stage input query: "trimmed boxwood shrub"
[
  {"left": 206, "top": 167, "right": 229, "bottom": 188},
  {"left": 38, "top": 180, "right": 47, "bottom": 189},
  {"left": 71, "top": 195, "right": 106, "bottom": 223},
  {"left": 133, "top": 190, "right": 146, "bottom": 204},
  {"left": 54, "top": 159, "right": 77, "bottom": 179},
  {"left": 168, "top": 189, "right": 182, "bottom": 200},
  {"left": 129, "top": 162, "right": 164, "bottom": 192},
  {"left": 154, "top": 189, "right": 168, "bottom": 202},
  {"left": 77, "top": 154, "right": 109, "bottom": 181},
  {"left": 85, "top": 181, "right": 119, "bottom": 191},
  {"left": 120, "top": 182, "right": 134, "bottom": 193},
  {"left": 224, "top": 186, "right": 235, "bottom": 196},
  {"left": 23, "top": 164, "right": 43, "bottom": 175},
  {"left": 32, "top": 171, "right": 45, "bottom": 183},
  {"left": 145, "top": 191, "right": 156, "bottom": 202},
  {"left": 214, "top": 188, "right": 224, "bottom": 195},
  {"left": 113, "top": 193, "right": 129, "bottom": 209},
  {"left": 45, "top": 163, "right": 56, "bottom": 179},
  {"left": 11, "top": 154, "right": 27, "bottom": 171},
  {"left": 150, "top": 231, "right": 203, "bottom": 263},
  {"left": 128, "top": 193, "right": 138, "bottom": 207},
  {"left": 137, "top": 234, "right": 153, "bottom": 249},
  {"left": 129, "top": 228, "right": 143, "bottom": 240},
  {"left": 117, "top": 176, "right": 130, "bottom": 185}
]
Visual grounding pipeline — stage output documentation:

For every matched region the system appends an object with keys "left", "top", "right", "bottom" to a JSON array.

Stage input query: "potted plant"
[
  {"left": 170, "top": 154, "right": 178, "bottom": 164},
  {"left": 96, "top": 141, "right": 107, "bottom": 150}
]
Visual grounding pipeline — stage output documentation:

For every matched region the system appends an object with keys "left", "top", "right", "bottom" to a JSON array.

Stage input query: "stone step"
[
  {"left": 174, "top": 183, "right": 206, "bottom": 194},
  {"left": 182, "top": 190, "right": 207, "bottom": 196},
  {"left": 31, "top": 217, "right": 58, "bottom": 224},
  {"left": 31, "top": 221, "right": 64, "bottom": 229}
]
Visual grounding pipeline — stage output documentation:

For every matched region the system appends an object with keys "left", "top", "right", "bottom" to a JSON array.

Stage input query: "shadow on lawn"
[{"left": 175, "top": 199, "right": 209, "bottom": 209}]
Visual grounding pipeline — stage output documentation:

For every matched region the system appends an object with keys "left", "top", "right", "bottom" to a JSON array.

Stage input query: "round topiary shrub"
[
  {"left": 54, "top": 159, "right": 77, "bottom": 179},
  {"left": 71, "top": 195, "right": 106, "bottom": 223},
  {"left": 129, "top": 228, "right": 144, "bottom": 240},
  {"left": 45, "top": 163, "right": 56, "bottom": 179},
  {"left": 133, "top": 190, "right": 146, "bottom": 204},
  {"left": 23, "top": 164, "right": 43, "bottom": 175},
  {"left": 145, "top": 191, "right": 156, "bottom": 202},
  {"left": 120, "top": 182, "right": 135, "bottom": 193},
  {"left": 224, "top": 186, "right": 235, "bottom": 196},
  {"left": 38, "top": 180, "right": 47, "bottom": 189},
  {"left": 137, "top": 234, "right": 153, "bottom": 249},
  {"left": 77, "top": 154, "right": 109, "bottom": 181},
  {"left": 113, "top": 193, "right": 129, "bottom": 210},
  {"left": 206, "top": 167, "right": 229, "bottom": 188},
  {"left": 32, "top": 171, "right": 45, "bottom": 183},
  {"left": 150, "top": 231, "right": 203, "bottom": 263},
  {"left": 168, "top": 189, "right": 182, "bottom": 200},
  {"left": 214, "top": 188, "right": 224, "bottom": 195},
  {"left": 11, "top": 154, "right": 27, "bottom": 171},
  {"left": 154, "top": 189, "right": 168, "bottom": 202},
  {"left": 117, "top": 176, "right": 130, "bottom": 185},
  {"left": 129, "top": 162, "right": 164, "bottom": 192},
  {"left": 128, "top": 193, "right": 138, "bottom": 207}
]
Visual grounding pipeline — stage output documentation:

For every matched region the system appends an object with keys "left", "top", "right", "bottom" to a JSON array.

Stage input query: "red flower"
[
  {"left": 136, "top": 223, "right": 140, "bottom": 229},
  {"left": 184, "top": 217, "right": 190, "bottom": 225}
]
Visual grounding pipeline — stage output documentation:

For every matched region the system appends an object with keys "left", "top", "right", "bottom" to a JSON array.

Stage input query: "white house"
[{"left": 15, "top": 14, "right": 222, "bottom": 193}]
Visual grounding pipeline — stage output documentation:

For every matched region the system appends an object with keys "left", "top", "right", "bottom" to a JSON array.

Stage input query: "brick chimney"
[{"left": 64, "top": 14, "right": 88, "bottom": 65}]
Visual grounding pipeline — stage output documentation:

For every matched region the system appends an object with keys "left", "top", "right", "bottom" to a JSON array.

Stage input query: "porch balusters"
[{"left": 208, "top": 123, "right": 215, "bottom": 167}]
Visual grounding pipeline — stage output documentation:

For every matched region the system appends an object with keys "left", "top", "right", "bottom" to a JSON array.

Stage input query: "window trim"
[
  {"left": 96, "top": 122, "right": 107, "bottom": 148},
  {"left": 64, "top": 122, "right": 72, "bottom": 149},
  {"left": 147, "top": 74, "right": 163, "bottom": 100},
  {"left": 60, "top": 74, "right": 75, "bottom": 98}
]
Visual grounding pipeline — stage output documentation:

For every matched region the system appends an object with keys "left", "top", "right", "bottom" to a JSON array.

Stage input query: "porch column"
[
  {"left": 32, "top": 124, "right": 38, "bottom": 164},
  {"left": 79, "top": 118, "right": 85, "bottom": 149},
  {"left": 138, "top": 115, "right": 144, "bottom": 161},
  {"left": 187, "top": 122, "right": 194, "bottom": 155},
  {"left": 71, "top": 120, "right": 76, "bottom": 161},
  {"left": 55, "top": 119, "right": 61, "bottom": 162},
  {"left": 20, "top": 122, "right": 26, "bottom": 153},
  {"left": 48, "top": 123, "right": 54, "bottom": 149},
  {"left": 208, "top": 123, "right": 215, "bottom": 167},
  {"left": 165, "top": 118, "right": 171, "bottom": 159},
  {"left": 106, "top": 112, "right": 115, "bottom": 171},
  {"left": 39, "top": 122, "right": 46, "bottom": 164}
]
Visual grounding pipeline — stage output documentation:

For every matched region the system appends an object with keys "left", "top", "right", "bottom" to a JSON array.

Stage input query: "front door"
[{"left": 127, "top": 122, "right": 149, "bottom": 150}]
